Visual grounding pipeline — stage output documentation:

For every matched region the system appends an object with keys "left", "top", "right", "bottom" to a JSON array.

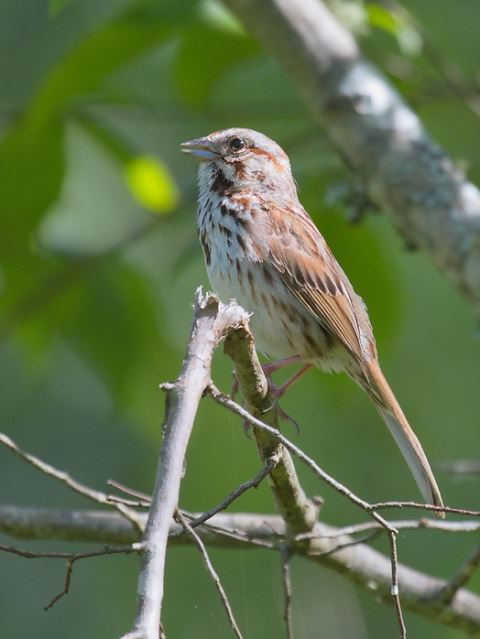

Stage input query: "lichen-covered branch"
[{"left": 222, "top": 0, "right": 480, "bottom": 315}]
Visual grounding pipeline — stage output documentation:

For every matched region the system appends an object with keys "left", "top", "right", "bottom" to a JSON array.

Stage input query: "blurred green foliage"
[{"left": 0, "top": 0, "right": 480, "bottom": 637}]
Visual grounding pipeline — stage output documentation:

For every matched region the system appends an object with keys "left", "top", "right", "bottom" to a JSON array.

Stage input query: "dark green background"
[{"left": 0, "top": 0, "right": 479, "bottom": 636}]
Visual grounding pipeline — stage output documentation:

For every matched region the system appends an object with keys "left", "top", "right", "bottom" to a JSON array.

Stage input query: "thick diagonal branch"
[
  {"left": 222, "top": 0, "right": 480, "bottom": 315},
  {"left": 224, "top": 325, "right": 319, "bottom": 535}
]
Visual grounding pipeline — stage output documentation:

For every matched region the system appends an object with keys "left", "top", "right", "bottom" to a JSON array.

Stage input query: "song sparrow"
[{"left": 181, "top": 128, "right": 444, "bottom": 511}]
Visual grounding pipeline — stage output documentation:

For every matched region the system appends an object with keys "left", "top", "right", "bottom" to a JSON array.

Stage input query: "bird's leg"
[
  {"left": 231, "top": 356, "right": 301, "bottom": 400},
  {"left": 270, "top": 364, "right": 312, "bottom": 399},
  {"left": 233, "top": 357, "right": 309, "bottom": 436},
  {"left": 262, "top": 355, "right": 302, "bottom": 377}
]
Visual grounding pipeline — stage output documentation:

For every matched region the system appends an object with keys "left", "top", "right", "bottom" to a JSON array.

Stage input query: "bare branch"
[
  {"left": 3, "top": 506, "right": 480, "bottom": 633},
  {"left": 0, "top": 541, "right": 139, "bottom": 561},
  {"left": 180, "top": 512, "right": 275, "bottom": 549},
  {"left": 106, "top": 495, "right": 150, "bottom": 509},
  {"left": 388, "top": 532, "right": 406, "bottom": 639},
  {"left": 308, "top": 530, "right": 382, "bottom": 557},
  {"left": 3, "top": 293, "right": 480, "bottom": 636},
  {"left": 0, "top": 505, "right": 144, "bottom": 544},
  {"left": 175, "top": 511, "right": 245, "bottom": 639},
  {"left": 222, "top": 0, "right": 480, "bottom": 315},
  {"left": 280, "top": 549, "right": 294, "bottom": 639},
  {"left": 121, "top": 291, "right": 252, "bottom": 639},
  {"left": 0, "top": 432, "right": 143, "bottom": 531},
  {"left": 107, "top": 480, "right": 151, "bottom": 507},
  {"left": 372, "top": 501, "right": 480, "bottom": 518},
  {"left": 0, "top": 542, "right": 140, "bottom": 610},
  {"left": 298, "top": 518, "right": 480, "bottom": 539}
]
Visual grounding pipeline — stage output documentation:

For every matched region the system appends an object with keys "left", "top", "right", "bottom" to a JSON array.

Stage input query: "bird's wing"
[{"left": 265, "top": 203, "right": 375, "bottom": 362}]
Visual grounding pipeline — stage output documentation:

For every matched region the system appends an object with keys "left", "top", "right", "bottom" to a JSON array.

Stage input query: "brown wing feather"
[{"left": 264, "top": 202, "right": 374, "bottom": 362}]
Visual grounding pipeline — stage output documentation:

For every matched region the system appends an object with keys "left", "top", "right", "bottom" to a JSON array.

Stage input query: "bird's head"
[{"left": 181, "top": 128, "right": 296, "bottom": 199}]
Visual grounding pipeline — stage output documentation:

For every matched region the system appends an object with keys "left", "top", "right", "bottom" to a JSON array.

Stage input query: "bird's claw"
[
  {"left": 265, "top": 379, "right": 301, "bottom": 435},
  {"left": 230, "top": 362, "right": 302, "bottom": 437},
  {"left": 276, "top": 404, "right": 300, "bottom": 435}
]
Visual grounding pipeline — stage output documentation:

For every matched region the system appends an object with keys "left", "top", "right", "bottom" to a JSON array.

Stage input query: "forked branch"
[{"left": 2, "top": 291, "right": 480, "bottom": 637}]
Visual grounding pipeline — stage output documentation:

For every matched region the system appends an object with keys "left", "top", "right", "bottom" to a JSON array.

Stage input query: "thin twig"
[
  {"left": 281, "top": 548, "right": 294, "bottom": 639},
  {"left": 175, "top": 511, "right": 245, "bottom": 639},
  {"left": 0, "top": 433, "right": 144, "bottom": 532},
  {"left": 106, "top": 479, "right": 151, "bottom": 508},
  {"left": 0, "top": 542, "right": 140, "bottom": 610},
  {"left": 106, "top": 495, "right": 150, "bottom": 509},
  {"left": 388, "top": 532, "right": 406, "bottom": 639},
  {"left": 308, "top": 530, "right": 382, "bottom": 557},
  {"left": 372, "top": 501, "right": 480, "bottom": 518},
  {"left": 296, "top": 518, "right": 480, "bottom": 540},
  {"left": 107, "top": 480, "right": 152, "bottom": 504},
  {"left": 179, "top": 511, "right": 275, "bottom": 549},
  {"left": 179, "top": 458, "right": 278, "bottom": 532}
]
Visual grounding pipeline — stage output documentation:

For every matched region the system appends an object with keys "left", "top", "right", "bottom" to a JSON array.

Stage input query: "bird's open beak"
[{"left": 180, "top": 137, "right": 219, "bottom": 161}]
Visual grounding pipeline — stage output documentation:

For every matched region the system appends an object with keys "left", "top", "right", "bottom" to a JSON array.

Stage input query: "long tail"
[{"left": 362, "top": 361, "right": 444, "bottom": 516}]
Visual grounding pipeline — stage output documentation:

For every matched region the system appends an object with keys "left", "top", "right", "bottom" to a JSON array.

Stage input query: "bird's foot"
[
  {"left": 264, "top": 376, "right": 305, "bottom": 436},
  {"left": 267, "top": 363, "right": 312, "bottom": 400},
  {"left": 269, "top": 398, "right": 301, "bottom": 435},
  {"left": 263, "top": 361, "right": 312, "bottom": 435},
  {"left": 231, "top": 359, "right": 310, "bottom": 436}
]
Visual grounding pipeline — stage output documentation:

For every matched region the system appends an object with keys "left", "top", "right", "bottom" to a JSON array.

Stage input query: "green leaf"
[{"left": 172, "top": 25, "right": 259, "bottom": 106}]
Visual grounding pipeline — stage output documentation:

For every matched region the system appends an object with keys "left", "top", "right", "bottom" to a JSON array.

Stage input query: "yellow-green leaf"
[{"left": 124, "top": 155, "right": 179, "bottom": 214}]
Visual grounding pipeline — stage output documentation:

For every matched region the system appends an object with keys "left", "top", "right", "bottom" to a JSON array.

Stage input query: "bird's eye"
[{"left": 228, "top": 137, "right": 245, "bottom": 152}]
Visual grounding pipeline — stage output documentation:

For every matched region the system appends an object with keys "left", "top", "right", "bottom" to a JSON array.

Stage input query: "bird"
[{"left": 181, "top": 127, "right": 444, "bottom": 512}]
